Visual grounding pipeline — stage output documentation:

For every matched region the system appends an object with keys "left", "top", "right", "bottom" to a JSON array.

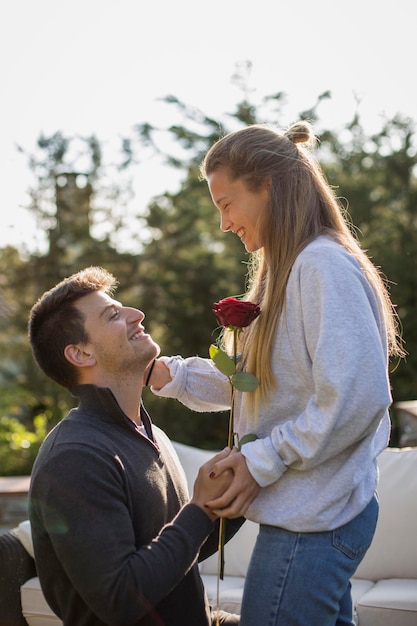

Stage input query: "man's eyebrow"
[{"left": 99, "top": 301, "right": 122, "bottom": 318}]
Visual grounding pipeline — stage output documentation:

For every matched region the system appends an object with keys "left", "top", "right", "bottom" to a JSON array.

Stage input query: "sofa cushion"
[
  {"left": 20, "top": 577, "right": 62, "bottom": 625},
  {"left": 354, "top": 448, "right": 417, "bottom": 581},
  {"left": 172, "top": 441, "right": 259, "bottom": 578},
  {"left": 15, "top": 519, "right": 34, "bottom": 557},
  {"left": 172, "top": 441, "right": 215, "bottom": 493},
  {"left": 198, "top": 518, "right": 258, "bottom": 578},
  {"left": 201, "top": 573, "right": 246, "bottom": 615},
  {"left": 356, "top": 579, "right": 417, "bottom": 626},
  {"left": 350, "top": 578, "right": 375, "bottom": 607}
]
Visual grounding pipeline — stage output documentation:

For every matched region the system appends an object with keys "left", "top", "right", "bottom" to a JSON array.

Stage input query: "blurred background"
[{"left": 0, "top": 0, "right": 416, "bottom": 487}]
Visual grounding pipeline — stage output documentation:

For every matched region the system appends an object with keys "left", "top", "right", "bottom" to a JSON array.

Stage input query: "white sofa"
[{"left": 15, "top": 444, "right": 417, "bottom": 625}]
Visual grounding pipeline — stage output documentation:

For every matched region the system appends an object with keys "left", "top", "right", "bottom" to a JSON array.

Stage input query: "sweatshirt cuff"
[
  {"left": 241, "top": 437, "right": 288, "bottom": 487},
  {"left": 151, "top": 356, "right": 186, "bottom": 398}
]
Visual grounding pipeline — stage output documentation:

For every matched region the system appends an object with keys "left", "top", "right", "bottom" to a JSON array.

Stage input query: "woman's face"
[{"left": 207, "top": 167, "right": 270, "bottom": 253}]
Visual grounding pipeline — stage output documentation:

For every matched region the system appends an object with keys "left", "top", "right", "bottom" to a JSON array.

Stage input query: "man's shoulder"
[{"left": 33, "top": 410, "right": 116, "bottom": 466}]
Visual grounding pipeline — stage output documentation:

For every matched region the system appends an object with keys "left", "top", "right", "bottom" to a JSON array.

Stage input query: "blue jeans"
[{"left": 240, "top": 495, "right": 378, "bottom": 626}]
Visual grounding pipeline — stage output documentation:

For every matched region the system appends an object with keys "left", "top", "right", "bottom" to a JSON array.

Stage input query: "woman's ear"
[{"left": 64, "top": 344, "right": 96, "bottom": 368}]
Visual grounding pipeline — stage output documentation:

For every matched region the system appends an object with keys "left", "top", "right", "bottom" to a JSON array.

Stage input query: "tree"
[
  {"left": 0, "top": 133, "right": 145, "bottom": 472},
  {"left": 125, "top": 87, "right": 417, "bottom": 445},
  {"left": 1, "top": 73, "right": 417, "bottom": 472},
  {"left": 123, "top": 84, "right": 339, "bottom": 445},
  {"left": 319, "top": 114, "right": 417, "bottom": 401}
]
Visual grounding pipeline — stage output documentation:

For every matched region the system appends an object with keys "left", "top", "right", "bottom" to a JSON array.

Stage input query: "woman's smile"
[{"left": 207, "top": 167, "right": 269, "bottom": 253}]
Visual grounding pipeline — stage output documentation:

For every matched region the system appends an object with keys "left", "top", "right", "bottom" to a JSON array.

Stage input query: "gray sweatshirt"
[{"left": 153, "top": 236, "right": 392, "bottom": 532}]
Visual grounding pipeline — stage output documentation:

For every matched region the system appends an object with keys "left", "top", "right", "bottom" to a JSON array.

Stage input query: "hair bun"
[{"left": 284, "top": 121, "right": 315, "bottom": 147}]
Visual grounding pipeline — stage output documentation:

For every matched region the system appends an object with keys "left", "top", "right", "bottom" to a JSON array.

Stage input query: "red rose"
[{"left": 213, "top": 297, "right": 261, "bottom": 329}]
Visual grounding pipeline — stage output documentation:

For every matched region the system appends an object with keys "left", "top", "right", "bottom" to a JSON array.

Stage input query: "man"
[{"left": 28, "top": 266, "right": 240, "bottom": 626}]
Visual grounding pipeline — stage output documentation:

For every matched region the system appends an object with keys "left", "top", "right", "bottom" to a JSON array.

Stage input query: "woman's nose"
[{"left": 220, "top": 213, "right": 232, "bottom": 232}]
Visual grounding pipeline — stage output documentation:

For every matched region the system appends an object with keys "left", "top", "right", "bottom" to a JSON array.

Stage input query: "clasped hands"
[{"left": 192, "top": 447, "right": 260, "bottom": 521}]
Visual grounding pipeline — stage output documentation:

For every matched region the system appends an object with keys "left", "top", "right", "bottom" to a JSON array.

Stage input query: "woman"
[{"left": 147, "top": 121, "right": 404, "bottom": 625}]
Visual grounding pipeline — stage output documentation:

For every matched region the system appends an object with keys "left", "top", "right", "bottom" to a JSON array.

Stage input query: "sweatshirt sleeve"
[
  {"left": 241, "top": 244, "right": 392, "bottom": 487},
  {"left": 151, "top": 355, "right": 232, "bottom": 412}
]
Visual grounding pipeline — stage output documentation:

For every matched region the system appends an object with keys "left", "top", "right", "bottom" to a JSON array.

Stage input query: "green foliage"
[
  {"left": 1, "top": 73, "right": 416, "bottom": 468},
  {"left": 209, "top": 345, "right": 258, "bottom": 391},
  {"left": 319, "top": 114, "right": 417, "bottom": 400},
  {"left": 142, "top": 390, "right": 231, "bottom": 450},
  {"left": 231, "top": 372, "right": 259, "bottom": 392},
  {"left": 209, "top": 345, "right": 236, "bottom": 377},
  {"left": 0, "top": 414, "right": 48, "bottom": 476},
  {"left": 133, "top": 173, "right": 248, "bottom": 358}
]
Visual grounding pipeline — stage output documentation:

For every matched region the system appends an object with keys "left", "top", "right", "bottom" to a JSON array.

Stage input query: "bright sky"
[{"left": 1, "top": 0, "right": 415, "bottom": 251}]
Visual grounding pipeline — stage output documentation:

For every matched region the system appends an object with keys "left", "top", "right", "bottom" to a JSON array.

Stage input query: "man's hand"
[
  {"left": 191, "top": 448, "right": 234, "bottom": 521},
  {"left": 204, "top": 449, "right": 261, "bottom": 518}
]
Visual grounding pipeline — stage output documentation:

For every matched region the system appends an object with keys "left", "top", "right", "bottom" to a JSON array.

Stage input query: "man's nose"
[{"left": 125, "top": 307, "right": 144, "bottom": 321}]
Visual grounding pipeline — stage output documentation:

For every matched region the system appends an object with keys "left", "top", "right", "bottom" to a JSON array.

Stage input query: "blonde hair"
[{"left": 200, "top": 121, "right": 404, "bottom": 405}]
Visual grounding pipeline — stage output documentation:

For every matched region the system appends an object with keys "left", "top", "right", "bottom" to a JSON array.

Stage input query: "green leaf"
[
  {"left": 231, "top": 371, "right": 259, "bottom": 391},
  {"left": 238, "top": 433, "right": 259, "bottom": 450},
  {"left": 209, "top": 344, "right": 236, "bottom": 377}
]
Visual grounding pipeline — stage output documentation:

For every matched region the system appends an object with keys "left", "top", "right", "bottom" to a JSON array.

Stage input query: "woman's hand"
[
  {"left": 143, "top": 358, "right": 172, "bottom": 389},
  {"left": 204, "top": 448, "right": 261, "bottom": 518},
  {"left": 191, "top": 448, "right": 234, "bottom": 521}
]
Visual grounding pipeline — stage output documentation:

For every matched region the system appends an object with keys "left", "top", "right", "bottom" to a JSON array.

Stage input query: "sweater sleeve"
[
  {"left": 151, "top": 355, "right": 232, "bottom": 412},
  {"left": 30, "top": 446, "right": 214, "bottom": 626}
]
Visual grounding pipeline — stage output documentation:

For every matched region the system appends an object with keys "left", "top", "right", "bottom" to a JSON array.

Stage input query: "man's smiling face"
[{"left": 73, "top": 290, "right": 159, "bottom": 377}]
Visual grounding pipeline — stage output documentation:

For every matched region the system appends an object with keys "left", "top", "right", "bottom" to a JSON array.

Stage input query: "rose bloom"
[{"left": 213, "top": 297, "right": 260, "bottom": 328}]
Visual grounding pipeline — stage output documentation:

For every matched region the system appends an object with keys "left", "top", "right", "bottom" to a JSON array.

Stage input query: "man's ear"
[{"left": 64, "top": 344, "right": 97, "bottom": 368}]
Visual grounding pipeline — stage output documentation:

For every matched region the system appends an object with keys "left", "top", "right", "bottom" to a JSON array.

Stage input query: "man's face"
[{"left": 74, "top": 290, "right": 159, "bottom": 377}]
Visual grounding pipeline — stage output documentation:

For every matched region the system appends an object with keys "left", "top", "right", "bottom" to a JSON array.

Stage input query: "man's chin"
[{"left": 151, "top": 341, "right": 161, "bottom": 359}]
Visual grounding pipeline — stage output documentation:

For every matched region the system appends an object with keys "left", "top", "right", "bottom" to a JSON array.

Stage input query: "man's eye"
[{"left": 111, "top": 309, "right": 120, "bottom": 319}]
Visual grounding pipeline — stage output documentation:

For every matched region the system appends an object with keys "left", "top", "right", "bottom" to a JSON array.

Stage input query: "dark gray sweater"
[{"left": 29, "top": 385, "right": 236, "bottom": 626}]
